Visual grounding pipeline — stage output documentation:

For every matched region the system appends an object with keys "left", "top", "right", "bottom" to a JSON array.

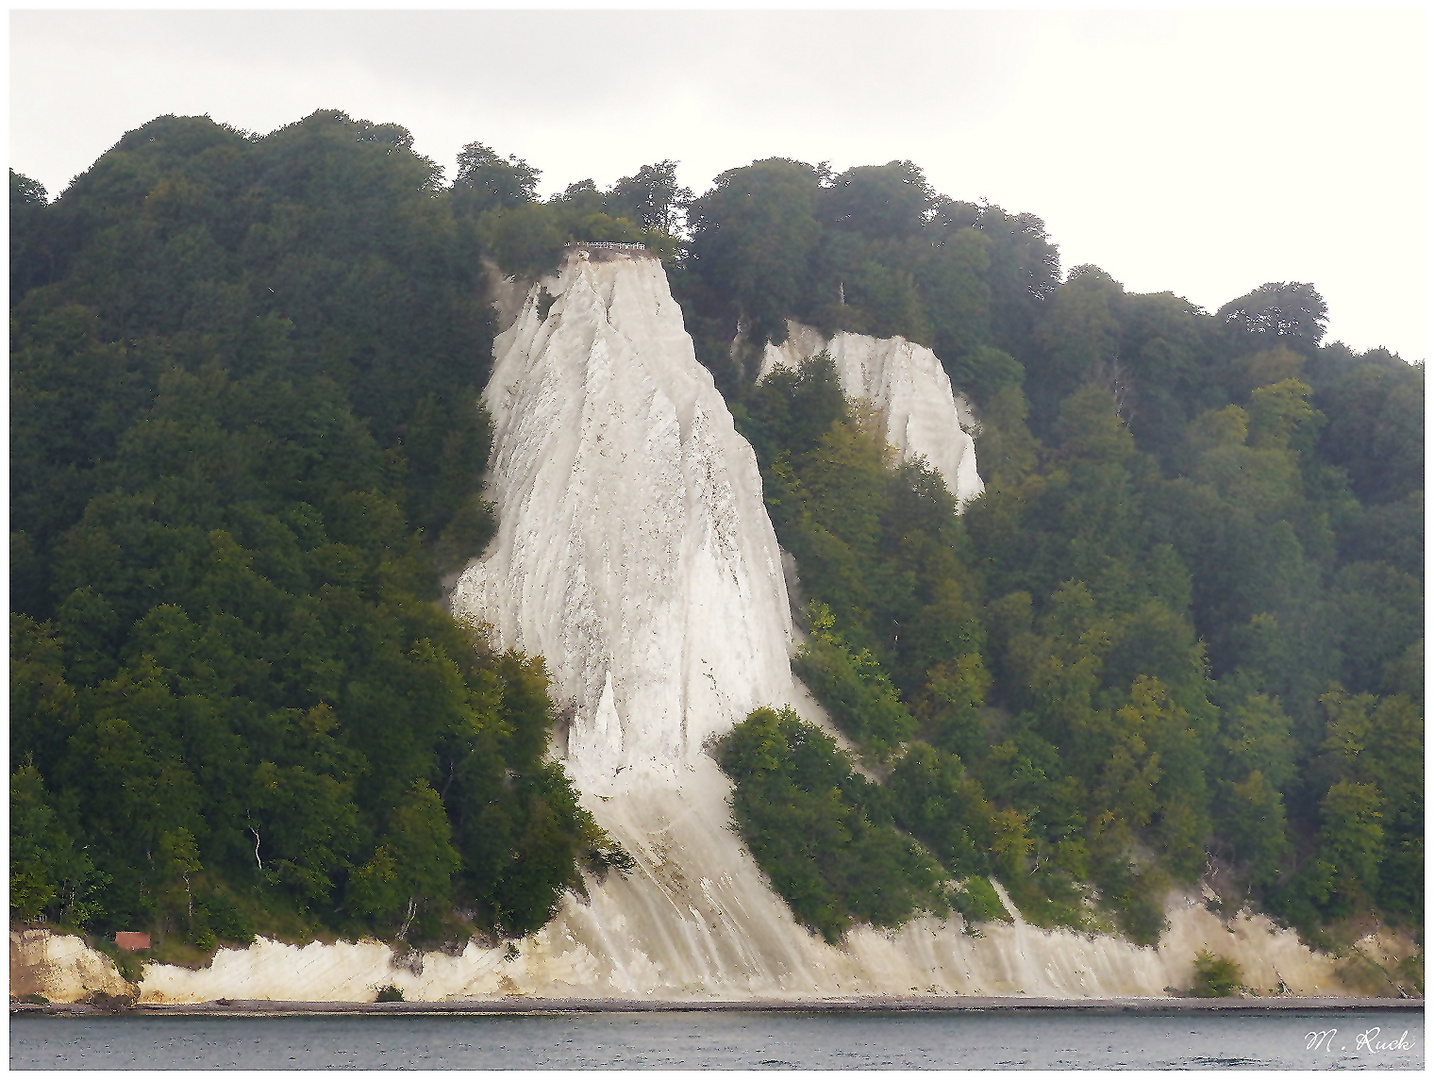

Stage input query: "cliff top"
[{"left": 566, "top": 240, "right": 652, "bottom": 261}]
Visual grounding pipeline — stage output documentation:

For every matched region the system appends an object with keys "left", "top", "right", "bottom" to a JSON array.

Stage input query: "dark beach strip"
[{"left": 14, "top": 996, "right": 1423, "bottom": 1018}]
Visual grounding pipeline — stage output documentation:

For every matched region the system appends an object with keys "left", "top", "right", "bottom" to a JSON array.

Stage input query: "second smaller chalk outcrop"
[{"left": 758, "top": 321, "right": 984, "bottom": 506}]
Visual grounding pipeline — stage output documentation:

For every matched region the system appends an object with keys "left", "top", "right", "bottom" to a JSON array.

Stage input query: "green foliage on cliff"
[
  {"left": 8, "top": 112, "right": 614, "bottom": 949},
  {"left": 451, "top": 148, "right": 690, "bottom": 279},
  {"left": 1187, "top": 950, "right": 1243, "bottom": 997},
  {"left": 717, "top": 706, "right": 948, "bottom": 943},
  {"left": 682, "top": 159, "right": 1049, "bottom": 402},
  {"left": 704, "top": 158, "right": 1420, "bottom": 944},
  {"left": 793, "top": 604, "right": 917, "bottom": 756}
]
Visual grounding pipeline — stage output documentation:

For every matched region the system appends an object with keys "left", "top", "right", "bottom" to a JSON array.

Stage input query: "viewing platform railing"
[{"left": 567, "top": 240, "right": 648, "bottom": 253}]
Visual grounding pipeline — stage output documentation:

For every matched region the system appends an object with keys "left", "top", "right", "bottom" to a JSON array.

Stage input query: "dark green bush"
[
  {"left": 951, "top": 876, "right": 1009, "bottom": 925},
  {"left": 718, "top": 706, "right": 947, "bottom": 942},
  {"left": 794, "top": 609, "right": 917, "bottom": 756},
  {"left": 1188, "top": 949, "right": 1243, "bottom": 997}
]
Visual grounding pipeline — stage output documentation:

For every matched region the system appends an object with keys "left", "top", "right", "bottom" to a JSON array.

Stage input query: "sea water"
[{"left": 9, "top": 1009, "right": 1423, "bottom": 1069}]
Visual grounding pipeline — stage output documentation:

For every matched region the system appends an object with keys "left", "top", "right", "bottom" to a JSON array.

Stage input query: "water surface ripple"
[{"left": 10, "top": 1009, "right": 1423, "bottom": 1070}]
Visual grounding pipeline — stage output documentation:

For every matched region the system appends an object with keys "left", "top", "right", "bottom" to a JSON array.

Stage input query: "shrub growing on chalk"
[
  {"left": 1188, "top": 950, "right": 1243, "bottom": 997},
  {"left": 718, "top": 705, "right": 948, "bottom": 943}
]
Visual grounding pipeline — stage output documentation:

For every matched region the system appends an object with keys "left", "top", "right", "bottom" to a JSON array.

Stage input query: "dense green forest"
[
  {"left": 686, "top": 160, "right": 1423, "bottom": 949},
  {"left": 9, "top": 112, "right": 628, "bottom": 961},
  {"left": 11, "top": 113, "right": 1423, "bottom": 966}
]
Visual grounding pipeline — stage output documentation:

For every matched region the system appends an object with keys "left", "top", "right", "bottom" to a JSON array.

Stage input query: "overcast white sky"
[{"left": 8, "top": 5, "right": 1429, "bottom": 360}]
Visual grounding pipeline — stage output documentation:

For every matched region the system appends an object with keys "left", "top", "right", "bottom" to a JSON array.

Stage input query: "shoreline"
[{"left": 13, "top": 995, "right": 1424, "bottom": 1018}]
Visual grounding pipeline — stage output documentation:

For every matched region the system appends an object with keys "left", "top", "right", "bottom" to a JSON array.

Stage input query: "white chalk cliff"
[
  {"left": 452, "top": 248, "right": 797, "bottom": 791},
  {"left": 110, "top": 247, "right": 1366, "bottom": 1004},
  {"left": 759, "top": 321, "right": 984, "bottom": 506}
]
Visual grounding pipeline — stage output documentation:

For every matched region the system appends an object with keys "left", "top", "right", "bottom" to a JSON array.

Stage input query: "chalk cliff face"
[
  {"left": 450, "top": 248, "right": 798, "bottom": 791},
  {"left": 117, "top": 248, "right": 1364, "bottom": 1005},
  {"left": 10, "top": 929, "right": 132, "bottom": 1002},
  {"left": 758, "top": 321, "right": 984, "bottom": 506}
]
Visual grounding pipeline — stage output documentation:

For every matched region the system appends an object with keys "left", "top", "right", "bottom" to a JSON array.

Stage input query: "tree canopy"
[
  {"left": 696, "top": 155, "right": 1420, "bottom": 946},
  {"left": 9, "top": 112, "right": 620, "bottom": 955}
]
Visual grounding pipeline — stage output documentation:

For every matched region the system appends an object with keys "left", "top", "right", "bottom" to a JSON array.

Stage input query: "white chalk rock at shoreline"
[{"left": 759, "top": 321, "right": 984, "bottom": 506}]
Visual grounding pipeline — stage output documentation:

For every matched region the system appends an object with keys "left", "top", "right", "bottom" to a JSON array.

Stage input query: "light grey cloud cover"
[{"left": 10, "top": 8, "right": 1426, "bottom": 359}]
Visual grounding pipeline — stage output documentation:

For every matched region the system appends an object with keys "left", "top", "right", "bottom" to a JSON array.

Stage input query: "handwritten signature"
[{"left": 1305, "top": 1027, "right": 1416, "bottom": 1054}]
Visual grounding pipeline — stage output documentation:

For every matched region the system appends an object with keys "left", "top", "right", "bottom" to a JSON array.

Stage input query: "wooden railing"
[{"left": 567, "top": 240, "right": 648, "bottom": 252}]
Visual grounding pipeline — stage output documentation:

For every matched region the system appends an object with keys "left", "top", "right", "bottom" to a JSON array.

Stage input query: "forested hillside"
[
  {"left": 11, "top": 115, "right": 1422, "bottom": 963},
  {"left": 682, "top": 159, "right": 1423, "bottom": 947},
  {"left": 9, "top": 112, "right": 623, "bottom": 961}
]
